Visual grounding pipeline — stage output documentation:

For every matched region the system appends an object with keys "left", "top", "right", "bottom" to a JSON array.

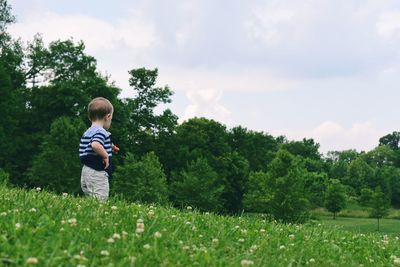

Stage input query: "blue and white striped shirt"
[{"left": 79, "top": 126, "right": 113, "bottom": 175}]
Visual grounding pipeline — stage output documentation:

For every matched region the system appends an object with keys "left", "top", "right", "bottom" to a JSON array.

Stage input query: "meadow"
[{"left": 1, "top": 185, "right": 400, "bottom": 267}]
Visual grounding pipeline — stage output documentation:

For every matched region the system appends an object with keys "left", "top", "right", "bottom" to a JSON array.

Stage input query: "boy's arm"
[{"left": 91, "top": 141, "right": 109, "bottom": 169}]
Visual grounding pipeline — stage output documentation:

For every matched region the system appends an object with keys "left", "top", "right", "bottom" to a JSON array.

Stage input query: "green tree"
[
  {"left": 227, "top": 126, "right": 278, "bottom": 172},
  {"left": 379, "top": 131, "right": 400, "bottom": 151},
  {"left": 304, "top": 172, "right": 329, "bottom": 208},
  {"left": 27, "top": 117, "right": 86, "bottom": 194},
  {"left": 216, "top": 152, "right": 250, "bottom": 214},
  {"left": 325, "top": 179, "right": 347, "bottom": 219},
  {"left": 243, "top": 149, "right": 310, "bottom": 223},
  {"left": 112, "top": 152, "right": 169, "bottom": 205},
  {"left": 170, "top": 158, "right": 224, "bottom": 213},
  {"left": 125, "top": 68, "right": 178, "bottom": 157},
  {"left": 370, "top": 187, "right": 390, "bottom": 231},
  {"left": 359, "top": 188, "right": 374, "bottom": 206}
]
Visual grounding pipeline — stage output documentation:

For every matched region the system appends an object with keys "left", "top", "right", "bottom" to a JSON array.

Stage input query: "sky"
[{"left": 7, "top": 0, "right": 400, "bottom": 154}]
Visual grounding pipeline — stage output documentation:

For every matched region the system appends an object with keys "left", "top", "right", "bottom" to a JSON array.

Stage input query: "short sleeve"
[{"left": 92, "top": 132, "right": 106, "bottom": 146}]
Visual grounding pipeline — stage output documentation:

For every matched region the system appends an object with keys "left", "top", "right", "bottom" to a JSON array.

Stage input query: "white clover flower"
[
  {"left": 289, "top": 234, "right": 295, "bottom": 240},
  {"left": 143, "top": 244, "right": 151, "bottom": 249},
  {"left": 241, "top": 229, "right": 248, "bottom": 235},
  {"left": 26, "top": 257, "right": 38, "bottom": 265},
  {"left": 137, "top": 218, "right": 143, "bottom": 223},
  {"left": 136, "top": 228, "right": 144, "bottom": 234},
  {"left": 238, "top": 238, "right": 245, "bottom": 243},
  {"left": 205, "top": 212, "right": 210, "bottom": 215},
  {"left": 309, "top": 258, "right": 316, "bottom": 264},
  {"left": 249, "top": 245, "right": 258, "bottom": 253},
  {"left": 112, "top": 233, "right": 121, "bottom": 239},
  {"left": 186, "top": 206, "right": 192, "bottom": 210},
  {"left": 394, "top": 257, "right": 400, "bottom": 266},
  {"left": 111, "top": 206, "right": 118, "bottom": 211},
  {"left": 62, "top": 192, "right": 68, "bottom": 197},
  {"left": 279, "top": 245, "right": 286, "bottom": 250},
  {"left": 122, "top": 231, "right": 128, "bottom": 236},
  {"left": 241, "top": 259, "right": 254, "bottom": 266},
  {"left": 154, "top": 232, "right": 162, "bottom": 238},
  {"left": 68, "top": 218, "right": 77, "bottom": 227},
  {"left": 171, "top": 215, "right": 176, "bottom": 218},
  {"left": 182, "top": 245, "right": 190, "bottom": 250},
  {"left": 15, "top": 223, "right": 21, "bottom": 230},
  {"left": 29, "top": 208, "right": 37, "bottom": 213},
  {"left": 259, "top": 229, "right": 266, "bottom": 234},
  {"left": 107, "top": 238, "right": 115, "bottom": 243},
  {"left": 212, "top": 238, "right": 219, "bottom": 246},
  {"left": 185, "top": 221, "right": 191, "bottom": 225},
  {"left": 148, "top": 210, "right": 155, "bottom": 217},
  {"left": 191, "top": 226, "right": 197, "bottom": 231},
  {"left": 0, "top": 212, "right": 7, "bottom": 216},
  {"left": 35, "top": 187, "right": 41, "bottom": 191},
  {"left": 100, "top": 250, "right": 110, "bottom": 256}
]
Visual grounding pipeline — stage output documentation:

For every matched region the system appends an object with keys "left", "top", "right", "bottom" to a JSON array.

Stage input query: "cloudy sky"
[{"left": 8, "top": 0, "right": 400, "bottom": 153}]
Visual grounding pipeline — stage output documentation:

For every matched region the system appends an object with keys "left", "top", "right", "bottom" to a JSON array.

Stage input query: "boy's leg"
[
  {"left": 91, "top": 170, "right": 110, "bottom": 202},
  {"left": 80, "top": 165, "right": 91, "bottom": 196}
]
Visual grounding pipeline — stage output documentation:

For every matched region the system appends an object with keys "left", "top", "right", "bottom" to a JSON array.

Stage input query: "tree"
[
  {"left": 216, "top": 152, "right": 250, "bottom": 214},
  {"left": 170, "top": 158, "right": 224, "bottom": 213},
  {"left": 112, "top": 152, "right": 169, "bottom": 205},
  {"left": 304, "top": 172, "right": 329, "bottom": 208},
  {"left": 379, "top": 131, "right": 400, "bottom": 151},
  {"left": 125, "top": 68, "right": 178, "bottom": 157},
  {"left": 227, "top": 126, "right": 278, "bottom": 172},
  {"left": 27, "top": 117, "right": 86, "bottom": 193},
  {"left": 359, "top": 188, "right": 373, "bottom": 207},
  {"left": 370, "top": 187, "right": 390, "bottom": 231},
  {"left": 325, "top": 179, "right": 347, "bottom": 219},
  {"left": 243, "top": 149, "right": 310, "bottom": 223}
]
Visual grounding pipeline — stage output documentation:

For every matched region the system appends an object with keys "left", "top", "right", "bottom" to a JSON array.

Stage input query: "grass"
[
  {"left": 317, "top": 216, "right": 400, "bottom": 235},
  {"left": 1, "top": 184, "right": 400, "bottom": 266}
]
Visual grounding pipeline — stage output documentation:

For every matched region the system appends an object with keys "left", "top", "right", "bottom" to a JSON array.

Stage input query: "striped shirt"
[{"left": 79, "top": 126, "right": 113, "bottom": 175}]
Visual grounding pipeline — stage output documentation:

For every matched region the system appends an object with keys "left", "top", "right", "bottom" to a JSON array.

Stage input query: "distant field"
[{"left": 317, "top": 216, "right": 400, "bottom": 235}]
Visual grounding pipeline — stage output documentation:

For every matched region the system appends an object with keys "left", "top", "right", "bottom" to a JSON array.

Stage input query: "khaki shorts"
[{"left": 81, "top": 165, "right": 109, "bottom": 201}]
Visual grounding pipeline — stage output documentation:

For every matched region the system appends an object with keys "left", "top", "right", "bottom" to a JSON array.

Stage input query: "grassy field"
[
  {"left": 1, "top": 185, "right": 400, "bottom": 266},
  {"left": 317, "top": 216, "right": 400, "bottom": 235}
]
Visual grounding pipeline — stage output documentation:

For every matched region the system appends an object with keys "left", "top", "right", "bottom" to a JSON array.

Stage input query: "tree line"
[{"left": 0, "top": 0, "right": 399, "bottom": 223}]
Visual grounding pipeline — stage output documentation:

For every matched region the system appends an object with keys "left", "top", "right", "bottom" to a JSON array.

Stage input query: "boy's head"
[{"left": 88, "top": 97, "right": 114, "bottom": 129}]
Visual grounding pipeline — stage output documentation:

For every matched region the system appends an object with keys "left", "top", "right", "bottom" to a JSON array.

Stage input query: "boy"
[{"left": 79, "top": 97, "right": 119, "bottom": 201}]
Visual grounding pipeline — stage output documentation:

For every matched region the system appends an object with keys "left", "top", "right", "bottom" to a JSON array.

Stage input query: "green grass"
[
  {"left": 1, "top": 185, "right": 400, "bottom": 266},
  {"left": 317, "top": 216, "right": 400, "bottom": 235}
]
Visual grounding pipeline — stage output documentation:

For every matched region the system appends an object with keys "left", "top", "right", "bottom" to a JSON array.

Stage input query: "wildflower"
[
  {"left": 235, "top": 225, "right": 240, "bottom": 230},
  {"left": 148, "top": 209, "right": 155, "bottom": 217},
  {"left": 62, "top": 192, "right": 68, "bottom": 197},
  {"left": 68, "top": 218, "right": 77, "bottom": 227},
  {"left": 100, "top": 250, "right": 110, "bottom": 256},
  {"left": 212, "top": 238, "right": 219, "bottom": 246},
  {"left": 279, "top": 245, "right": 286, "bottom": 250},
  {"left": 289, "top": 234, "right": 295, "bottom": 240},
  {"left": 249, "top": 245, "right": 258, "bottom": 253},
  {"left": 112, "top": 233, "right": 121, "bottom": 239},
  {"left": 35, "top": 187, "right": 41, "bottom": 191},
  {"left": 29, "top": 208, "right": 37, "bottom": 213},
  {"left": 182, "top": 245, "right": 190, "bottom": 251},
  {"left": 241, "top": 229, "right": 248, "bottom": 235},
  {"left": 205, "top": 212, "right": 210, "bottom": 215},
  {"left": 136, "top": 219, "right": 145, "bottom": 234},
  {"left": 154, "top": 232, "right": 162, "bottom": 238},
  {"left": 122, "top": 231, "right": 128, "bottom": 238},
  {"left": 107, "top": 238, "right": 115, "bottom": 244},
  {"left": 241, "top": 259, "right": 254, "bottom": 266},
  {"left": 26, "top": 257, "right": 38, "bottom": 265},
  {"left": 143, "top": 244, "right": 151, "bottom": 249},
  {"left": 394, "top": 257, "right": 400, "bottom": 266},
  {"left": 192, "top": 226, "right": 197, "bottom": 231},
  {"left": 15, "top": 223, "right": 21, "bottom": 230},
  {"left": 171, "top": 215, "right": 176, "bottom": 218},
  {"left": 0, "top": 212, "right": 7, "bottom": 216},
  {"left": 259, "top": 229, "right": 266, "bottom": 234},
  {"left": 238, "top": 238, "right": 245, "bottom": 243},
  {"left": 186, "top": 206, "right": 192, "bottom": 211},
  {"left": 129, "top": 256, "right": 137, "bottom": 263},
  {"left": 111, "top": 206, "right": 117, "bottom": 211},
  {"left": 309, "top": 258, "right": 316, "bottom": 264}
]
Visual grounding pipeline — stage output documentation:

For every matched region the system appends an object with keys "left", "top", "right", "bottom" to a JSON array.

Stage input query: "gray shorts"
[{"left": 81, "top": 165, "right": 109, "bottom": 201}]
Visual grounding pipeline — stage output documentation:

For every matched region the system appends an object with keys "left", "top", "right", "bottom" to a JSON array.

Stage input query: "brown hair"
[{"left": 88, "top": 97, "right": 113, "bottom": 121}]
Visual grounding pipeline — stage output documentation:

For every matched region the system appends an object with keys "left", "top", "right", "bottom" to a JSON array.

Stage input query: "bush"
[
  {"left": 170, "top": 157, "right": 224, "bottom": 212},
  {"left": 113, "top": 152, "right": 169, "bottom": 205}
]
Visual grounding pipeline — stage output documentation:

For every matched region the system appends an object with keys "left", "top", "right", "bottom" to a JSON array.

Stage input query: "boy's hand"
[
  {"left": 112, "top": 144, "right": 120, "bottom": 154},
  {"left": 103, "top": 157, "right": 109, "bottom": 169}
]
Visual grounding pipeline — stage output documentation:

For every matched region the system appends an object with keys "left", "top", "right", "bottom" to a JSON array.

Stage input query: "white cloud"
[
  {"left": 9, "top": 10, "right": 159, "bottom": 52},
  {"left": 376, "top": 11, "right": 400, "bottom": 38},
  {"left": 180, "top": 87, "right": 232, "bottom": 126}
]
